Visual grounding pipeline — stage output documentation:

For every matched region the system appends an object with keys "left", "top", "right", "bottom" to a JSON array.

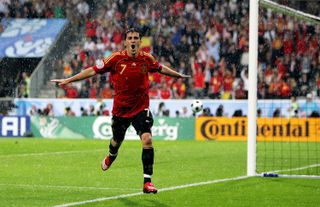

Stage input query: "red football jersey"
[{"left": 93, "top": 50, "right": 162, "bottom": 117}]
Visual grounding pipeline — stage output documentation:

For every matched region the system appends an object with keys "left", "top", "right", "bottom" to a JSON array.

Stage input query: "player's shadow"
[{"left": 119, "top": 197, "right": 170, "bottom": 207}]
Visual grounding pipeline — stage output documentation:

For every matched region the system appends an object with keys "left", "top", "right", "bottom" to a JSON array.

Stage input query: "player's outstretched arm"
[
  {"left": 159, "top": 64, "right": 191, "bottom": 78},
  {"left": 51, "top": 67, "right": 96, "bottom": 86}
]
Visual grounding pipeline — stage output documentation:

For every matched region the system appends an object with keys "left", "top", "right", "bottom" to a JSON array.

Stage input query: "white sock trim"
[
  {"left": 109, "top": 152, "right": 117, "bottom": 157},
  {"left": 144, "top": 174, "right": 152, "bottom": 178}
]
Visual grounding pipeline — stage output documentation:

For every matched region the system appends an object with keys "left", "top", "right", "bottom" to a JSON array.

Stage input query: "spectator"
[
  {"left": 273, "top": 108, "right": 281, "bottom": 117},
  {"left": 191, "top": 57, "right": 205, "bottom": 98},
  {"left": 89, "top": 82, "right": 99, "bottom": 99},
  {"left": 204, "top": 57, "right": 215, "bottom": 97},
  {"left": 178, "top": 106, "right": 189, "bottom": 117},
  {"left": 65, "top": 107, "right": 75, "bottom": 116},
  {"left": 80, "top": 107, "right": 88, "bottom": 116},
  {"left": 240, "top": 69, "right": 248, "bottom": 98},
  {"left": 288, "top": 96, "right": 299, "bottom": 118},
  {"left": 21, "top": 72, "right": 30, "bottom": 98},
  {"left": 88, "top": 105, "right": 95, "bottom": 116},
  {"left": 279, "top": 78, "right": 291, "bottom": 99},
  {"left": 29, "top": 105, "right": 39, "bottom": 116},
  {"left": 43, "top": 103, "right": 54, "bottom": 116},
  {"left": 149, "top": 83, "right": 160, "bottom": 99},
  {"left": 200, "top": 107, "right": 213, "bottom": 117},
  {"left": 221, "top": 70, "right": 234, "bottom": 99},
  {"left": 257, "top": 108, "right": 262, "bottom": 117},
  {"left": 95, "top": 99, "right": 109, "bottom": 116},
  {"left": 79, "top": 85, "right": 89, "bottom": 98},
  {"left": 99, "top": 83, "right": 113, "bottom": 99},
  {"left": 215, "top": 105, "right": 224, "bottom": 117},
  {"left": 172, "top": 79, "right": 186, "bottom": 99},
  {"left": 77, "top": 0, "right": 89, "bottom": 17},
  {"left": 176, "top": 35, "right": 190, "bottom": 63},
  {"left": 232, "top": 109, "right": 244, "bottom": 117},
  {"left": 240, "top": 46, "right": 249, "bottom": 67},
  {"left": 234, "top": 81, "right": 247, "bottom": 99},
  {"left": 159, "top": 83, "right": 172, "bottom": 99},
  {"left": 83, "top": 37, "right": 96, "bottom": 52},
  {"left": 298, "top": 73, "right": 310, "bottom": 97},
  {"left": 206, "top": 38, "right": 220, "bottom": 64},
  {"left": 53, "top": 0, "right": 65, "bottom": 18},
  {"left": 301, "top": 93, "right": 320, "bottom": 117},
  {"left": 316, "top": 73, "right": 320, "bottom": 97},
  {"left": 196, "top": 43, "right": 209, "bottom": 65},
  {"left": 157, "top": 102, "right": 169, "bottom": 117},
  {"left": 64, "top": 84, "right": 78, "bottom": 98},
  {"left": 209, "top": 70, "right": 222, "bottom": 99}
]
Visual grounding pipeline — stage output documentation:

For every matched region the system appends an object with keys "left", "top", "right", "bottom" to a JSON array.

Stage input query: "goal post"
[
  {"left": 248, "top": 0, "right": 320, "bottom": 178},
  {"left": 247, "top": 0, "right": 258, "bottom": 177}
]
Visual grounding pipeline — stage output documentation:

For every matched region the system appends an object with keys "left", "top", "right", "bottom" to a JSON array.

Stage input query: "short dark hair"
[{"left": 124, "top": 28, "right": 142, "bottom": 39}]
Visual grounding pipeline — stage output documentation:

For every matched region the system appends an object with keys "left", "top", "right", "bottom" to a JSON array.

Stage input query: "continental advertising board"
[{"left": 196, "top": 117, "right": 320, "bottom": 142}]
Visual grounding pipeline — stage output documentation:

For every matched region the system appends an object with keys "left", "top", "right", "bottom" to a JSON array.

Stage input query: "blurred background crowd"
[{"left": 0, "top": 0, "right": 319, "bottom": 100}]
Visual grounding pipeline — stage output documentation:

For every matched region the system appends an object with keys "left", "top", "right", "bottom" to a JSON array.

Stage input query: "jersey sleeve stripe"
[
  {"left": 143, "top": 52, "right": 156, "bottom": 62},
  {"left": 104, "top": 52, "right": 119, "bottom": 65}
]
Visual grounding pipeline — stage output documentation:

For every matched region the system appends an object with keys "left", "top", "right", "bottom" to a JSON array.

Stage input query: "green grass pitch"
[{"left": 1, "top": 139, "right": 320, "bottom": 207}]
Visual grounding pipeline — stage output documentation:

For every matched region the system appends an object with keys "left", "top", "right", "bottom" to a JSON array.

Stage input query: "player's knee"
[
  {"left": 111, "top": 138, "right": 122, "bottom": 147},
  {"left": 141, "top": 133, "right": 153, "bottom": 146},
  {"left": 112, "top": 133, "right": 125, "bottom": 144}
]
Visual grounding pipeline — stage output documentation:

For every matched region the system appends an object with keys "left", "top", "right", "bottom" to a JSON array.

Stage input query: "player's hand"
[
  {"left": 50, "top": 79, "right": 70, "bottom": 86},
  {"left": 179, "top": 74, "right": 191, "bottom": 78}
]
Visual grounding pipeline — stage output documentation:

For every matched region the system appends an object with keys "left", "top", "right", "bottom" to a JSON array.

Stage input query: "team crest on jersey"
[
  {"left": 96, "top": 59, "right": 105, "bottom": 69},
  {"left": 140, "top": 64, "right": 147, "bottom": 74}
]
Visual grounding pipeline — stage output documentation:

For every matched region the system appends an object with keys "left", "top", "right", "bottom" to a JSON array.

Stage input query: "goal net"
[{"left": 248, "top": 0, "right": 320, "bottom": 178}]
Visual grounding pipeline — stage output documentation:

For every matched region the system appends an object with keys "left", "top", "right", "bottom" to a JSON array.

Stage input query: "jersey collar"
[{"left": 124, "top": 50, "right": 143, "bottom": 59}]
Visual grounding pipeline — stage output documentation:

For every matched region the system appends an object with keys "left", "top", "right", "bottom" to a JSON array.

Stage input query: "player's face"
[{"left": 125, "top": 32, "right": 141, "bottom": 57}]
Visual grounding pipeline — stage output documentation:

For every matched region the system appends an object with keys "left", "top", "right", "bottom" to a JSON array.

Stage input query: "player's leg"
[
  {"left": 141, "top": 132, "right": 154, "bottom": 183},
  {"left": 140, "top": 132, "right": 157, "bottom": 193},
  {"left": 101, "top": 116, "right": 130, "bottom": 171},
  {"left": 132, "top": 108, "right": 157, "bottom": 193}
]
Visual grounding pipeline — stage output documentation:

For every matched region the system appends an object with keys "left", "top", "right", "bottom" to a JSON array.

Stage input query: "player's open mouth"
[{"left": 131, "top": 45, "right": 135, "bottom": 49}]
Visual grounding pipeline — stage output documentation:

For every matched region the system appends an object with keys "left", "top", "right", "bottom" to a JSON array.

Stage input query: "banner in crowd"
[
  {"left": 0, "top": 19, "right": 67, "bottom": 57},
  {"left": 0, "top": 116, "right": 30, "bottom": 137},
  {"left": 30, "top": 116, "right": 194, "bottom": 140},
  {"left": 14, "top": 98, "right": 320, "bottom": 118},
  {"left": 196, "top": 117, "right": 320, "bottom": 142}
]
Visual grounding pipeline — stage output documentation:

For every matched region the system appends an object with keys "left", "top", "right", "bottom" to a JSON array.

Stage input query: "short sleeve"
[
  {"left": 93, "top": 52, "right": 118, "bottom": 74},
  {"left": 144, "top": 52, "right": 162, "bottom": 73},
  {"left": 149, "top": 61, "right": 162, "bottom": 73}
]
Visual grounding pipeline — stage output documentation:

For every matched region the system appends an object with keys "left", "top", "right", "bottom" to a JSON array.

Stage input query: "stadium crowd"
[
  {"left": 0, "top": 0, "right": 319, "bottom": 100},
  {"left": 55, "top": 0, "right": 320, "bottom": 100},
  {"left": 0, "top": 0, "right": 94, "bottom": 26}
]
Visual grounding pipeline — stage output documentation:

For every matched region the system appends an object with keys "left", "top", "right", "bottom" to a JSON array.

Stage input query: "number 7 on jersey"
[{"left": 120, "top": 64, "right": 127, "bottom": 74}]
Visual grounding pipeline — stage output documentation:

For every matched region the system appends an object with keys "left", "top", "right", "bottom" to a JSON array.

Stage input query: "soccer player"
[{"left": 51, "top": 28, "right": 190, "bottom": 194}]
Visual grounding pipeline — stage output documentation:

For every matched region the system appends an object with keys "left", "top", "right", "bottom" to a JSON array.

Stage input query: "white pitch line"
[
  {"left": 268, "top": 163, "right": 320, "bottom": 174},
  {"left": 158, "top": 175, "right": 249, "bottom": 192},
  {"left": 0, "top": 149, "right": 105, "bottom": 158},
  {"left": 53, "top": 175, "right": 249, "bottom": 207},
  {"left": 0, "top": 183, "right": 140, "bottom": 191}
]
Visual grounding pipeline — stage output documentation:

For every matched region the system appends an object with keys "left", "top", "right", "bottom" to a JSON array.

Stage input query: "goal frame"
[{"left": 247, "top": 0, "right": 320, "bottom": 178}]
